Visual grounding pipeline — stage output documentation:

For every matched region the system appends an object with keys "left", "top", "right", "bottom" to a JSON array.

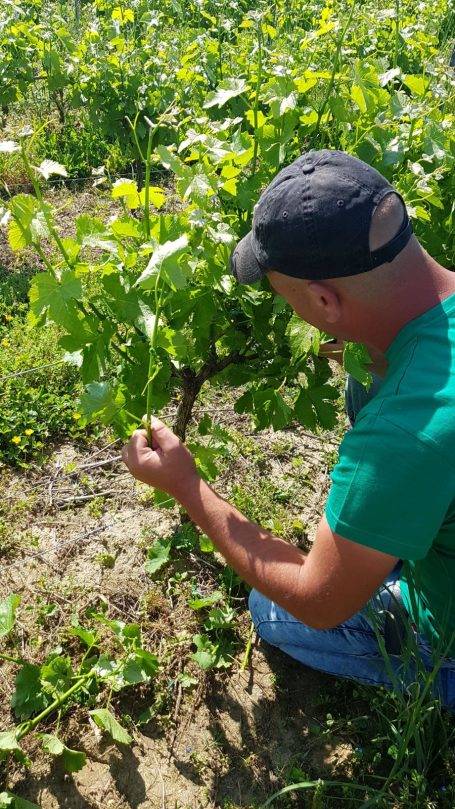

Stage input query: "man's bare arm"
[{"left": 122, "top": 419, "right": 398, "bottom": 629}]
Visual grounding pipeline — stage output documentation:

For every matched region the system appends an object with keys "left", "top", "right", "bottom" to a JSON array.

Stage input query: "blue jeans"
[{"left": 249, "top": 376, "right": 455, "bottom": 710}]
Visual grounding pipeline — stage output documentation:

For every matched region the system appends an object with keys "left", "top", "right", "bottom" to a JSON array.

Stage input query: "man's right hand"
[{"left": 121, "top": 417, "right": 200, "bottom": 500}]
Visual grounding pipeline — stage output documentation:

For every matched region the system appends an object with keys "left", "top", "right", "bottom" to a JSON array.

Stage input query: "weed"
[{"left": 87, "top": 495, "right": 105, "bottom": 519}]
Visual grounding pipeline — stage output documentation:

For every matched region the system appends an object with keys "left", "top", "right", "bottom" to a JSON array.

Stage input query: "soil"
[{"left": 0, "top": 411, "right": 358, "bottom": 809}]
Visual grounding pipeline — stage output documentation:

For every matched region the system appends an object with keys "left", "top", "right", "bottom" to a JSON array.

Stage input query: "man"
[{"left": 122, "top": 150, "right": 455, "bottom": 709}]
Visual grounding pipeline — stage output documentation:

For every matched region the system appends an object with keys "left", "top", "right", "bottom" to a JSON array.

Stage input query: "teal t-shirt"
[{"left": 326, "top": 294, "right": 455, "bottom": 656}]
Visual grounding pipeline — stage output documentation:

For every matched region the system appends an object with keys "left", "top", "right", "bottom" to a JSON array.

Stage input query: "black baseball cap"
[{"left": 230, "top": 150, "right": 412, "bottom": 283}]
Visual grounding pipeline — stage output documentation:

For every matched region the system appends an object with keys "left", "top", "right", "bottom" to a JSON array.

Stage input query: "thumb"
[{"left": 146, "top": 416, "right": 180, "bottom": 452}]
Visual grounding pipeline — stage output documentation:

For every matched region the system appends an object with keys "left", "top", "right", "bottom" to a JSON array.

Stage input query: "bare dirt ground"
[{"left": 0, "top": 410, "right": 360, "bottom": 809}]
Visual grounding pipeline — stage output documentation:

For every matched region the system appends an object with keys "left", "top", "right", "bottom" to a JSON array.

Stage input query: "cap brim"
[{"left": 230, "top": 232, "right": 265, "bottom": 285}]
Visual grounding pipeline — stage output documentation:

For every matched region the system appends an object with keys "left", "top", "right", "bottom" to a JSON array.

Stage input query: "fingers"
[
  {"left": 145, "top": 416, "right": 181, "bottom": 452},
  {"left": 123, "top": 418, "right": 180, "bottom": 465},
  {"left": 122, "top": 429, "right": 146, "bottom": 469},
  {"left": 319, "top": 340, "right": 344, "bottom": 354},
  {"left": 318, "top": 340, "right": 344, "bottom": 366}
]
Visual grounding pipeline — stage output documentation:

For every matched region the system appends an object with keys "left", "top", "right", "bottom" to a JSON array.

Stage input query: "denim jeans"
[{"left": 249, "top": 376, "right": 455, "bottom": 710}]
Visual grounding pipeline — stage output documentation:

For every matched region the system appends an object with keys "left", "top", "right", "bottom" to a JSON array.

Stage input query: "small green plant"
[{"left": 0, "top": 593, "right": 159, "bottom": 802}]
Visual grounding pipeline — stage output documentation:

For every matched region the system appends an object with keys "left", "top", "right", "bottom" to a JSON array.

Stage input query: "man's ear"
[{"left": 307, "top": 282, "right": 341, "bottom": 324}]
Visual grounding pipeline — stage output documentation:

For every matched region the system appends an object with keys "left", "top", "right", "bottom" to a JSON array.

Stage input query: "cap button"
[{"left": 301, "top": 163, "right": 315, "bottom": 174}]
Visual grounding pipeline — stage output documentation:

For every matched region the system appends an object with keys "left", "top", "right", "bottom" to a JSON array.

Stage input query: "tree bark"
[{"left": 173, "top": 348, "right": 252, "bottom": 441}]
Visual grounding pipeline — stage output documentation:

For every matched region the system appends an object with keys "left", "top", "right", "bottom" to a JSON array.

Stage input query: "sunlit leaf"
[
  {"left": 0, "top": 731, "right": 21, "bottom": 753},
  {"left": 204, "top": 79, "right": 247, "bottom": 109},
  {"left": 0, "top": 594, "right": 20, "bottom": 638},
  {"left": 41, "top": 734, "right": 86, "bottom": 772},
  {"left": 89, "top": 709, "right": 132, "bottom": 744},
  {"left": 135, "top": 235, "right": 189, "bottom": 290},
  {"left": 144, "top": 539, "right": 171, "bottom": 575},
  {"left": 0, "top": 141, "right": 20, "bottom": 153},
  {"left": 35, "top": 160, "right": 68, "bottom": 180}
]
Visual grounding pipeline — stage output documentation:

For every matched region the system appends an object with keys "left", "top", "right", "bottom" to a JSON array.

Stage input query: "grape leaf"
[
  {"left": 199, "top": 533, "right": 215, "bottom": 553},
  {"left": 191, "top": 634, "right": 217, "bottom": 670},
  {"left": 286, "top": 314, "right": 320, "bottom": 360},
  {"left": 204, "top": 79, "right": 247, "bottom": 109},
  {"left": 111, "top": 179, "right": 140, "bottom": 209},
  {"left": 134, "top": 648, "right": 159, "bottom": 677},
  {"left": 41, "top": 734, "right": 86, "bottom": 772},
  {"left": 67, "top": 626, "right": 98, "bottom": 648},
  {"left": 294, "top": 384, "right": 338, "bottom": 430},
  {"left": 8, "top": 194, "right": 50, "bottom": 251},
  {"left": 144, "top": 539, "right": 171, "bottom": 576},
  {"left": 236, "top": 388, "right": 293, "bottom": 431},
  {"left": 80, "top": 382, "right": 126, "bottom": 423},
  {"left": 89, "top": 709, "right": 132, "bottom": 744},
  {"left": 35, "top": 160, "right": 68, "bottom": 180},
  {"left": 0, "top": 594, "right": 20, "bottom": 637},
  {"left": 110, "top": 217, "right": 142, "bottom": 238},
  {"left": 188, "top": 591, "right": 222, "bottom": 610},
  {"left": 0, "top": 793, "right": 40, "bottom": 809},
  {"left": 11, "top": 664, "right": 49, "bottom": 721},
  {"left": 343, "top": 342, "right": 372, "bottom": 387},
  {"left": 75, "top": 215, "right": 107, "bottom": 244},
  {"left": 135, "top": 236, "right": 189, "bottom": 290},
  {"left": 0, "top": 731, "right": 21, "bottom": 753},
  {"left": 28, "top": 270, "right": 82, "bottom": 329}
]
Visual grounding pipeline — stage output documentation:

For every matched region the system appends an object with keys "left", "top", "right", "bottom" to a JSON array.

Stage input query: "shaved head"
[{"left": 369, "top": 193, "right": 406, "bottom": 251}]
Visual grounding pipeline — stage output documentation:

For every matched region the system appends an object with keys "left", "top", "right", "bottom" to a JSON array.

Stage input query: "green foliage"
[
  {"left": 89, "top": 709, "right": 132, "bottom": 744},
  {"left": 2, "top": 0, "right": 455, "bottom": 472},
  {"left": 144, "top": 538, "right": 172, "bottom": 576},
  {"left": 40, "top": 734, "right": 86, "bottom": 772},
  {"left": 0, "top": 592, "right": 159, "bottom": 783},
  {"left": 0, "top": 792, "right": 40, "bottom": 809},
  {"left": 41, "top": 122, "right": 123, "bottom": 180},
  {"left": 0, "top": 268, "right": 87, "bottom": 466},
  {"left": 0, "top": 4, "right": 454, "bottom": 808},
  {"left": 0, "top": 593, "right": 20, "bottom": 637}
]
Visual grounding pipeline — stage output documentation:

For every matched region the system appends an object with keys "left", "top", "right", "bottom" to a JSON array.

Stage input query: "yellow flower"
[
  {"left": 73, "top": 412, "right": 81, "bottom": 420},
  {"left": 1, "top": 339, "right": 10, "bottom": 347},
  {"left": 11, "top": 436, "right": 21, "bottom": 444},
  {"left": 25, "top": 429, "right": 34, "bottom": 436}
]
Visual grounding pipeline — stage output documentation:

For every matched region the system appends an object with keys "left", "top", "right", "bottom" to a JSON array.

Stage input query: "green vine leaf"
[
  {"left": 135, "top": 235, "right": 189, "bottom": 290},
  {"left": 11, "top": 664, "right": 49, "bottom": 721},
  {"left": 79, "top": 382, "right": 126, "bottom": 424},
  {"left": 144, "top": 539, "right": 171, "bottom": 576},
  {"left": 0, "top": 593, "right": 20, "bottom": 638},
  {"left": 89, "top": 709, "right": 132, "bottom": 744},
  {"left": 0, "top": 731, "right": 21, "bottom": 754},
  {"left": 286, "top": 314, "right": 320, "bottom": 361},
  {"left": 203, "top": 78, "right": 247, "bottom": 109},
  {"left": 40, "top": 734, "right": 86, "bottom": 772},
  {"left": 343, "top": 342, "right": 372, "bottom": 387},
  {"left": 34, "top": 160, "right": 68, "bottom": 180},
  {"left": 191, "top": 634, "right": 217, "bottom": 670},
  {"left": 0, "top": 792, "right": 40, "bottom": 809},
  {"left": 28, "top": 270, "right": 82, "bottom": 328},
  {"left": 8, "top": 195, "right": 50, "bottom": 251}
]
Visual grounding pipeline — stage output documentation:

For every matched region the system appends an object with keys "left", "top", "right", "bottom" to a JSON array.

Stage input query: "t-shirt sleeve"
[{"left": 325, "top": 413, "right": 453, "bottom": 559}]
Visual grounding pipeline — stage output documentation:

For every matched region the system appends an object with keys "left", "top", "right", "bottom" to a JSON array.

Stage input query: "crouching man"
[{"left": 122, "top": 150, "right": 455, "bottom": 709}]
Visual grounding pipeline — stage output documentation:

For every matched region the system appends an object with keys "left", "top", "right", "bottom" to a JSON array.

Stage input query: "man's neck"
[{"left": 347, "top": 256, "right": 455, "bottom": 354}]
